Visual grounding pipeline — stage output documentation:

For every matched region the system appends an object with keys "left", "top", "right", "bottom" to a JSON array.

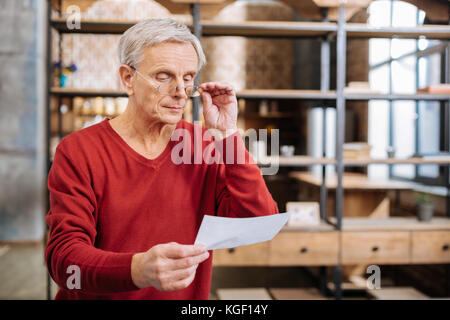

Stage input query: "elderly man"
[{"left": 45, "top": 18, "right": 278, "bottom": 300}]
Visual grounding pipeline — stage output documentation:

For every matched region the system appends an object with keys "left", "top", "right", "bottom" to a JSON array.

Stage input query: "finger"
[
  {"left": 218, "top": 82, "right": 234, "bottom": 91},
  {"left": 200, "top": 82, "right": 233, "bottom": 92},
  {"left": 168, "top": 264, "right": 198, "bottom": 282},
  {"left": 163, "top": 242, "right": 207, "bottom": 259},
  {"left": 210, "top": 81, "right": 232, "bottom": 89},
  {"left": 168, "top": 269, "right": 197, "bottom": 291},
  {"left": 169, "top": 251, "right": 210, "bottom": 271},
  {"left": 215, "top": 87, "right": 234, "bottom": 97},
  {"left": 210, "top": 89, "right": 231, "bottom": 97},
  {"left": 157, "top": 265, "right": 197, "bottom": 292},
  {"left": 201, "top": 93, "right": 214, "bottom": 116},
  {"left": 199, "top": 82, "right": 214, "bottom": 90}
]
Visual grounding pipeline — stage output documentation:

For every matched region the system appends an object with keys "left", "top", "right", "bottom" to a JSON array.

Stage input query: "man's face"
[{"left": 132, "top": 41, "right": 198, "bottom": 125}]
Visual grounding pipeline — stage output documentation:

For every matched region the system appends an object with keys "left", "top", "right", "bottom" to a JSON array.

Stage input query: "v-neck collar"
[{"left": 102, "top": 118, "right": 178, "bottom": 168}]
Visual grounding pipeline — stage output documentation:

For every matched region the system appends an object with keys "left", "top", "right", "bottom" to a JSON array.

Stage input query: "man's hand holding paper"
[{"left": 194, "top": 212, "right": 290, "bottom": 250}]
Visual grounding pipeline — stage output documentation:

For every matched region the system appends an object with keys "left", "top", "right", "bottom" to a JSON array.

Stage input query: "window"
[{"left": 368, "top": 0, "right": 449, "bottom": 186}]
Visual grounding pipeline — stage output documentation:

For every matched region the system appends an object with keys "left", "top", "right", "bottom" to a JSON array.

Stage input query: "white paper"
[{"left": 194, "top": 212, "right": 290, "bottom": 250}]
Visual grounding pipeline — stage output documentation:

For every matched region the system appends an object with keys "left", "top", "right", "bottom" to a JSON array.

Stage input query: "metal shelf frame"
[{"left": 45, "top": 1, "right": 450, "bottom": 301}]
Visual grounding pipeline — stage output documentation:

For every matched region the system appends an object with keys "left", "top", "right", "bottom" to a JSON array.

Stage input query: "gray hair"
[{"left": 118, "top": 18, "right": 206, "bottom": 71}]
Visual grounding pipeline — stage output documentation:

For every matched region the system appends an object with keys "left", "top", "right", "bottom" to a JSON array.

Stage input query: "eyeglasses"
[{"left": 130, "top": 66, "right": 201, "bottom": 98}]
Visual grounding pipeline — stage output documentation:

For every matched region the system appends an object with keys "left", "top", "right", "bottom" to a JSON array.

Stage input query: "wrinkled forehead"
[{"left": 139, "top": 41, "right": 199, "bottom": 73}]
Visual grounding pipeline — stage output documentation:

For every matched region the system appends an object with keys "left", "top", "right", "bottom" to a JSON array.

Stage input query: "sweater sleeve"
[
  {"left": 214, "top": 131, "right": 279, "bottom": 218},
  {"left": 45, "top": 143, "right": 139, "bottom": 294}
]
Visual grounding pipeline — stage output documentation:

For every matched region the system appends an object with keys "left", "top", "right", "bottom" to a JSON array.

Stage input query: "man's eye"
[{"left": 156, "top": 73, "right": 170, "bottom": 81}]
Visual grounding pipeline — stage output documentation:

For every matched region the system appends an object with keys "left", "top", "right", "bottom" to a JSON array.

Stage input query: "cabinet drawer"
[
  {"left": 212, "top": 242, "right": 269, "bottom": 266},
  {"left": 342, "top": 231, "right": 410, "bottom": 265},
  {"left": 411, "top": 231, "right": 450, "bottom": 263},
  {"left": 269, "top": 232, "right": 339, "bottom": 266}
]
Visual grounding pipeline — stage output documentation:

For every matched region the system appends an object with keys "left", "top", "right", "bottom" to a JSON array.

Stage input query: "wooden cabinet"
[
  {"left": 212, "top": 219, "right": 450, "bottom": 267},
  {"left": 213, "top": 241, "right": 270, "bottom": 266},
  {"left": 341, "top": 231, "right": 410, "bottom": 265},
  {"left": 269, "top": 231, "right": 339, "bottom": 266},
  {"left": 411, "top": 231, "right": 450, "bottom": 264},
  {"left": 212, "top": 231, "right": 338, "bottom": 267}
]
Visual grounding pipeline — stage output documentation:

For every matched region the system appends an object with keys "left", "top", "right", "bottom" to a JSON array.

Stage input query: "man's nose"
[
  {"left": 173, "top": 78, "right": 188, "bottom": 99},
  {"left": 174, "top": 86, "right": 188, "bottom": 99}
]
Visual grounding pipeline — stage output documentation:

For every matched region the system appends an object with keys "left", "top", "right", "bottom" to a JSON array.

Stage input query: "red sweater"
[{"left": 45, "top": 118, "right": 278, "bottom": 300}]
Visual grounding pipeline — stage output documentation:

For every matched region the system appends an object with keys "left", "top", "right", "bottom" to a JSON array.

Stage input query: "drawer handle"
[
  {"left": 300, "top": 247, "right": 308, "bottom": 254},
  {"left": 372, "top": 246, "right": 379, "bottom": 252},
  {"left": 228, "top": 248, "right": 235, "bottom": 254},
  {"left": 443, "top": 244, "right": 449, "bottom": 251}
]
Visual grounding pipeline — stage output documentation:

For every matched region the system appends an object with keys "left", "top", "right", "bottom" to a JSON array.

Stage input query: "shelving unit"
[{"left": 45, "top": 0, "right": 450, "bottom": 300}]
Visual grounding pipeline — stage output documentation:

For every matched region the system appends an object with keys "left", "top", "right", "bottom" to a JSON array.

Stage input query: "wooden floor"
[{"left": 0, "top": 243, "right": 57, "bottom": 300}]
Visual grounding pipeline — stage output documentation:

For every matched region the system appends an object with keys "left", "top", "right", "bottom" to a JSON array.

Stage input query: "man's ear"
[{"left": 119, "top": 64, "right": 135, "bottom": 96}]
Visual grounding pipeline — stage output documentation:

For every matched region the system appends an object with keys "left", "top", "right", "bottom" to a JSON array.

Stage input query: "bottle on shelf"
[
  {"left": 259, "top": 100, "right": 269, "bottom": 116},
  {"left": 93, "top": 97, "right": 104, "bottom": 115},
  {"left": 82, "top": 99, "right": 92, "bottom": 116},
  {"left": 73, "top": 97, "right": 84, "bottom": 115}
]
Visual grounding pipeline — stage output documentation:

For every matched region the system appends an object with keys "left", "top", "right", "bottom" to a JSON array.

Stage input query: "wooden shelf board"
[
  {"left": 243, "top": 112, "right": 299, "bottom": 119},
  {"left": 201, "top": 20, "right": 337, "bottom": 37},
  {"left": 345, "top": 93, "right": 450, "bottom": 101},
  {"left": 72, "top": 113, "right": 120, "bottom": 118},
  {"left": 344, "top": 157, "right": 450, "bottom": 165},
  {"left": 269, "top": 288, "right": 328, "bottom": 300},
  {"left": 346, "top": 23, "right": 450, "bottom": 39},
  {"left": 50, "top": 18, "right": 136, "bottom": 34},
  {"left": 51, "top": 88, "right": 450, "bottom": 101},
  {"left": 238, "top": 89, "right": 336, "bottom": 100},
  {"left": 51, "top": 18, "right": 337, "bottom": 36},
  {"left": 258, "top": 156, "right": 450, "bottom": 167},
  {"left": 281, "top": 220, "right": 336, "bottom": 232},
  {"left": 50, "top": 87, "right": 127, "bottom": 97},
  {"left": 51, "top": 18, "right": 450, "bottom": 39},
  {"left": 259, "top": 156, "right": 335, "bottom": 167},
  {"left": 171, "top": 0, "right": 226, "bottom": 3},
  {"left": 329, "top": 217, "right": 450, "bottom": 231},
  {"left": 216, "top": 288, "right": 272, "bottom": 300},
  {"left": 368, "top": 287, "right": 429, "bottom": 300},
  {"left": 51, "top": 88, "right": 336, "bottom": 100},
  {"left": 289, "top": 172, "right": 415, "bottom": 190},
  {"left": 51, "top": 87, "right": 336, "bottom": 100}
]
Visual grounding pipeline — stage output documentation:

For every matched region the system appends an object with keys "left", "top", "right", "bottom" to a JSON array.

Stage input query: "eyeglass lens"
[{"left": 159, "top": 85, "right": 199, "bottom": 98}]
